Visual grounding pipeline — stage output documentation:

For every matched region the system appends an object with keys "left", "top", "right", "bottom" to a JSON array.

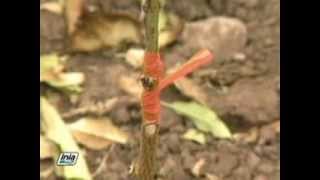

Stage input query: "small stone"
[
  {"left": 257, "top": 161, "right": 275, "bottom": 174},
  {"left": 171, "top": 169, "right": 191, "bottom": 180},
  {"left": 167, "top": 134, "right": 181, "bottom": 153},
  {"left": 191, "top": 158, "right": 206, "bottom": 177},
  {"left": 206, "top": 173, "right": 220, "bottom": 180},
  {"left": 167, "top": 0, "right": 212, "bottom": 21},
  {"left": 40, "top": 11, "right": 65, "bottom": 40},
  {"left": 159, "top": 157, "right": 177, "bottom": 176},
  {"left": 259, "top": 124, "right": 277, "bottom": 145},
  {"left": 232, "top": 53, "right": 246, "bottom": 62},
  {"left": 208, "top": 151, "right": 238, "bottom": 176},
  {"left": 237, "top": 0, "right": 259, "bottom": 8},
  {"left": 125, "top": 48, "right": 144, "bottom": 69},
  {"left": 254, "top": 174, "right": 269, "bottom": 180},
  {"left": 221, "top": 77, "right": 279, "bottom": 125},
  {"left": 181, "top": 149, "right": 196, "bottom": 170},
  {"left": 247, "top": 152, "right": 261, "bottom": 169},
  {"left": 233, "top": 166, "right": 251, "bottom": 180},
  {"left": 265, "top": 38, "right": 274, "bottom": 46},
  {"left": 182, "top": 17, "right": 247, "bottom": 61}
]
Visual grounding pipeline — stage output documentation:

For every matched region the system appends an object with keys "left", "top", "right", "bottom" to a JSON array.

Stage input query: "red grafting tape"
[
  {"left": 142, "top": 52, "right": 164, "bottom": 124},
  {"left": 159, "top": 49, "right": 214, "bottom": 90},
  {"left": 143, "top": 52, "right": 165, "bottom": 79},
  {"left": 141, "top": 49, "right": 214, "bottom": 124},
  {"left": 142, "top": 90, "right": 161, "bottom": 124}
]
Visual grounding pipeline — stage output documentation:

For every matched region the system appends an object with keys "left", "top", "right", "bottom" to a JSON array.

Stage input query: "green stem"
[{"left": 144, "top": 0, "right": 160, "bottom": 53}]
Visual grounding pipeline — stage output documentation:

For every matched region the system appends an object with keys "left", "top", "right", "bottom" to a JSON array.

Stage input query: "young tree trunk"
[
  {"left": 131, "top": 0, "right": 160, "bottom": 180},
  {"left": 129, "top": 1, "right": 214, "bottom": 180}
]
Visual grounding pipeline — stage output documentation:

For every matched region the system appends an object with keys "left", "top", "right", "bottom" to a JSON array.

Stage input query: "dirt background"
[{"left": 40, "top": 0, "right": 280, "bottom": 179}]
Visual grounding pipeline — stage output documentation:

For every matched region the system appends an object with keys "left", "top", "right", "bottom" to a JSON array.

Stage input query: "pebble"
[
  {"left": 254, "top": 174, "right": 269, "bottom": 180},
  {"left": 247, "top": 152, "right": 261, "bottom": 169},
  {"left": 182, "top": 17, "right": 247, "bottom": 61},
  {"left": 257, "top": 161, "right": 275, "bottom": 174}
]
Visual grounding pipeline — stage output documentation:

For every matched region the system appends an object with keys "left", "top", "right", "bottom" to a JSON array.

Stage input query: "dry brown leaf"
[
  {"left": 40, "top": 97, "right": 92, "bottom": 180},
  {"left": 233, "top": 127, "right": 259, "bottom": 143},
  {"left": 167, "top": 66, "right": 208, "bottom": 104},
  {"left": 183, "top": 128, "right": 206, "bottom": 145},
  {"left": 118, "top": 75, "right": 142, "bottom": 98},
  {"left": 62, "top": 97, "right": 120, "bottom": 119},
  {"left": 269, "top": 120, "right": 280, "bottom": 133},
  {"left": 40, "top": 166, "right": 55, "bottom": 179},
  {"left": 65, "top": 0, "right": 84, "bottom": 34},
  {"left": 205, "top": 173, "right": 220, "bottom": 180},
  {"left": 68, "top": 117, "right": 129, "bottom": 150},
  {"left": 192, "top": 158, "right": 206, "bottom": 177},
  {"left": 175, "top": 78, "right": 208, "bottom": 104},
  {"left": 71, "top": 131, "right": 113, "bottom": 150},
  {"left": 40, "top": 2, "right": 63, "bottom": 14},
  {"left": 40, "top": 54, "right": 85, "bottom": 93},
  {"left": 40, "top": 135, "right": 59, "bottom": 159},
  {"left": 70, "top": 12, "right": 142, "bottom": 52}
]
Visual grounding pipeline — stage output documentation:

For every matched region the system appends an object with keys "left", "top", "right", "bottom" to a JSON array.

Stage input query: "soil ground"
[{"left": 40, "top": 0, "right": 280, "bottom": 179}]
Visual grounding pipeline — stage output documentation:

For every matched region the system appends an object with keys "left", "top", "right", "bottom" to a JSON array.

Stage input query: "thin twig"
[
  {"left": 92, "top": 145, "right": 114, "bottom": 178},
  {"left": 62, "top": 96, "right": 138, "bottom": 119}
]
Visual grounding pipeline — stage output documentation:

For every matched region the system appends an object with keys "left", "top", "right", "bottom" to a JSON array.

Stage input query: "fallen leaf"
[
  {"left": 40, "top": 166, "right": 55, "bottom": 179},
  {"left": 167, "top": 65, "right": 208, "bottom": 104},
  {"left": 62, "top": 97, "right": 122, "bottom": 119},
  {"left": 175, "top": 78, "right": 208, "bottom": 104},
  {"left": 159, "top": 30, "right": 178, "bottom": 48},
  {"left": 118, "top": 75, "right": 142, "bottom": 98},
  {"left": 206, "top": 173, "right": 220, "bottom": 180},
  {"left": 46, "top": 72, "right": 84, "bottom": 93},
  {"left": 233, "top": 127, "right": 259, "bottom": 143},
  {"left": 40, "top": 2, "right": 63, "bottom": 14},
  {"left": 40, "top": 54, "right": 85, "bottom": 93},
  {"left": 269, "top": 120, "right": 280, "bottom": 133},
  {"left": 258, "top": 121, "right": 279, "bottom": 145},
  {"left": 40, "top": 97, "right": 92, "bottom": 180},
  {"left": 40, "top": 54, "right": 62, "bottom": 80},
  {"left": 71, "top": 131, "right": 113, "bottom": 150},
  {"left": 163, "top": 101, "right": 232, "bottom": 139},
  {"left": 70, "top": 12, "right": 142, "bottom": 52},
  {"left": 40, "top": 135, "right": 59, "bottom": 159},
  {"left": 183, "top": 129, "right": 206, "bottom": 145},
  {"left": 191, "top": 158, "right": 206, "bottom": 177},
  {"left": 125, "top": 48, "right": 145, "bottom": 69},
  {"left": 65, "top": 0, "right": 84, "bottom": 34},
  {"left": 68, "top": 117, "right": 128, "bottom": 150}
]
